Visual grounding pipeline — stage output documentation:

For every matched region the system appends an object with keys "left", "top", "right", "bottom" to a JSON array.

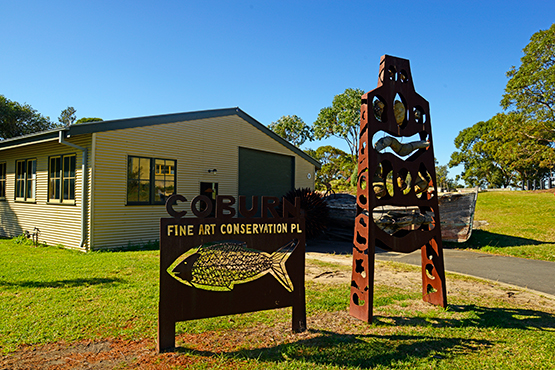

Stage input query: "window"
[
  {"left": 127, "top": 156, "right": 176, "bottom": 204},
  {"left": 49, "top": 154, "right": 76, "bottom": 203},
  {"left": 15, "top": 159, "right": 36, "bottom": 201},
  {"left": 0, "top": 162, "right": 6, "bottom": 199}
]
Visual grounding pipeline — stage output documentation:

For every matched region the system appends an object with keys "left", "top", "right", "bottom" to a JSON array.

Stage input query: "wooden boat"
[{"left": 325, "top": 188, "right": 478, "bottom": 243}]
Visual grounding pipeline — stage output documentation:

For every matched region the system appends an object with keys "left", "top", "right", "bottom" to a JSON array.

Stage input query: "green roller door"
[{"left": 239, "top": 147, "right": 295, "bottom": 202}]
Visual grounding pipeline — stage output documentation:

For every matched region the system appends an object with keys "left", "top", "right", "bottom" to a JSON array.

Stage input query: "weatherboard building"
[{"left": 0, "top": 108, "right": 320, "bottom": 251}]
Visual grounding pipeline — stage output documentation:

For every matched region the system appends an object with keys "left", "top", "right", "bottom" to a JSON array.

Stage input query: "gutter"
[{"left": 58, "top": 131, "right": 88, "bottom": 250}]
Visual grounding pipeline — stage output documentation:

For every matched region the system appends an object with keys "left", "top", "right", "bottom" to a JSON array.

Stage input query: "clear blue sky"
[{"left": 2, "top": 1, "right": 554, "bottom": 179}]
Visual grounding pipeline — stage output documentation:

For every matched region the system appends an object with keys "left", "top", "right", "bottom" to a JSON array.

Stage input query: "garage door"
[{"left": 238, "top": 147, "right": 295, "bottom": 205}]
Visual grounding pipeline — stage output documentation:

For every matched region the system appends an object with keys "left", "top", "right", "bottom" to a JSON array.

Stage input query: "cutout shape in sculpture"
[
  {"left": 168, "top": 239, "right": 298, "bottom": 292},
  {"left": 372, "top": 95, "right": 387, "bottom": 122},
  {"left": 415, "top": 165, "right": 433, "bottom": 198},
  {"left": 397, "top": 168, "right": 412, "bottom": 195},
  {"left": 373, "top": 206, "right": 435, "bottom": 235},
  {"left": 413, "top": 106, "right": 426, "bottom": 125},
  {"left": 373, "top": 164, "right": 386, "bottom": 199},
  {"left": 387, "top": 65, "right": 397, "bottom": 81},
  {"left": 374, "top": 134, "right": 430, "bottom": 158},
  {"left": 393, "top": 93, "right": 408, "bottom": 126},
  {"left": 399, "top": 69, "right": 409, "bottom": 83}
]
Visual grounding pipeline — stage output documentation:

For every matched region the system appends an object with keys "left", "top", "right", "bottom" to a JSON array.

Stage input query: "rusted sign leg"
[
  {"left": 292, "top": 287, "right": 307, "bottom": 332},
  {"left": 157, "top": 316, "right": 175, "bottom": 352},
  {"left": 421, "top": 237, "right": 447, "bottom": 307},
  {"left": 350, "top": 213, "right": 374, "bottom": 322}
]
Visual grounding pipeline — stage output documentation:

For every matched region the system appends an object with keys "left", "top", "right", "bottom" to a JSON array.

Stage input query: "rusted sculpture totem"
[{"left": 350, "top": 55, "right": 447, "bottom": 322}]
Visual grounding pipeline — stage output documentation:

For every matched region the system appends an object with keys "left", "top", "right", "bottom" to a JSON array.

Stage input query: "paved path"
[{"left": 307, "top": 238, "right": 555, "bottom": 297}]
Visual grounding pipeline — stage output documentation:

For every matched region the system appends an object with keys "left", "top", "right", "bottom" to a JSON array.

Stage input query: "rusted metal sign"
[
  {"left": 351, "top": 55, "right": 447, "bottom": 322},
  {"left": 158, "top": 194, "right": 306, "bottom": 352}
]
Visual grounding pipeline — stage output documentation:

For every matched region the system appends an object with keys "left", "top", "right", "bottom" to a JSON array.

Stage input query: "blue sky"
[{"left": 2, "top": 1, "right": 554, "bottom": 179}]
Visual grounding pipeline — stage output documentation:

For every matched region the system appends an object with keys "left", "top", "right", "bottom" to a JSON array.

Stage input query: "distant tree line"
[
  {"left": 450, "top": 24, "right": 555, "bottom": 189},
  {"left": 0, "top": 95, "right": 102, "bottom": 140}
]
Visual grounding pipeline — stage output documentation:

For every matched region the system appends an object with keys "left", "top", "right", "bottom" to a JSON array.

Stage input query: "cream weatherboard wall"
[
  {"left": 0, "top": 135, "right": 92, "bottom": 250},
  {"left": 90, "top": 114, "right": 315, "bottom": 250}
]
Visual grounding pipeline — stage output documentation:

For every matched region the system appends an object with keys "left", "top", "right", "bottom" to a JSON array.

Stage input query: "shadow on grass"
[
  {"left": 173, "top": 304, "right": 554, "bottom": 368},
  {"left": 446, "top": 229, "right": 547, "bottom": 249},
  {"left": 95, "top": 241, "right": 160, "bottom": 252},
  {"left": 374, "top": 304, "right": 555, "bottom": 330},
  {"left": 177, "top": 330, "right": 490, "bottom": 368},
  {"left": 0, "top": 277, "right": 124, "bottom": 288}
]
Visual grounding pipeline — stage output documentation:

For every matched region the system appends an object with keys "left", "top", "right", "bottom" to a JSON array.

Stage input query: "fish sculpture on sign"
[{"left": 168, "top": 239, "right": 299, "bottom": 292}]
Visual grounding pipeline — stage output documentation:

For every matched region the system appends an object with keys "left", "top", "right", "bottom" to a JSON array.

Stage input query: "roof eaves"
[
  {"left": 234, "top": 108, "right": 322, "bottom": 169},
  {"left": 0, "top": 127, "right": 66, "bottom": 151}
]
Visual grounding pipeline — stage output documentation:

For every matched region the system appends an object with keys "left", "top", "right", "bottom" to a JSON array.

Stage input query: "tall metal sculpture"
[{"left": 350, "top": 55, "right": 447, "bottom": 322}]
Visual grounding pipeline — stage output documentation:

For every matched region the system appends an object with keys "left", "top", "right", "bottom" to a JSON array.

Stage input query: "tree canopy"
[
  {"left": 58, "top": 106, "right": 77, "bottom": 126},
  {"left": 268, "top": 115, "right": 312, "bottom": 147},
  {"left": 305, "top": 145, "right": 352, "bottom": 191},
  {"left": 313, "top": 88, "right": 364, "bottom": 163},
  {"left": 501, "top": 23, "right": 555, "bottom": 146},
  {"left": 75, "top": 117, "right": 103, "bottom": 124},
  {"left": 451, "top": 24, "right": 555, "bottom": 189},
  {"left": 449, "top": 117, "right": 509, "bottom": 188},
  {"left": 450, "top": 113, "right": 554, "bottom": 188},
  {"left": 0, "top": 95, "right": 56, "bottom": 140}
]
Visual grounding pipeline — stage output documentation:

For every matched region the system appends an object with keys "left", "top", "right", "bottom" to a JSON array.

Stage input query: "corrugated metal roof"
[{"left": 0, "top": 107, "right": 321, "bottom": 169}]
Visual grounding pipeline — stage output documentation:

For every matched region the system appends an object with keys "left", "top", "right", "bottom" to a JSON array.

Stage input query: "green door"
[{"left": 239, "top": 147, "right": 295, "bottom": 205}]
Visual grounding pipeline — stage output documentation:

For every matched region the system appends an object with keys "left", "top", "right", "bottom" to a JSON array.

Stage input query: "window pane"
[
  {"left": 0, "top": 163, "right": 5, "bottom": 198},
  {"left": 16, "top": 161, "right": 24, "bottom": 179},
  {"left": 49, "top": 178, "right": 59, "bottom": 199},
  {"left": 127, "top": 179, "right": 139, "bottom": 202},
  {"left": 62, "top": 155, "right": 76, "bottom": 201},
  {"left": 155, "top": 180, "right": 166, "bottom": 203},
  {"left": 128, "top": 157, "right": 139, "bottom": 179},
  {"left": 139, "top": 158, "right": 150, "bottom": 180},
  {"left": 69, "top": 179, "right": 75, "bottom": 200},
  {"left": 64, "top": 178, "right": 75, "bottom": 200},
  {"left": 155, "top": 159, "right": 165, "bottom": 182},
  {"left": 167, "top": 160, "right": 176, "bottom": 174},
  {"left": 166, "top": 160, "right": 176, "bottom": 196},
  {"left": 138, "top": 180, "right": 150, "bottom": 202},
  {"left": 26, "top": 160, "right": 36, "bottom": 199},
  {"left": 50, "top": 157, "right": 60, "bottom": 177},
  {"left": 49, "top": 157, "right": 61, "bottom": 200},
  {"left": 63, "top": 155, "right": 76, "bottom": 178},
  {"left": 128, "top": 156, "right": 152, "bottom": 203}
]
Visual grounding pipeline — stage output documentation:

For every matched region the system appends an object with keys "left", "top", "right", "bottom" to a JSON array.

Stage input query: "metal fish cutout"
[{"left": 167, "top": 239, "right": 299, "bottom": 292}]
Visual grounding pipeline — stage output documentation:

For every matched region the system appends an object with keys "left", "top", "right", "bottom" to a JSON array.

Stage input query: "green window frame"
[
  {"left": 0, "top": 162, "right": 6, "bottom": 199},
  {"left": 49, "top": 154, "right": 76, "bottom": 203},
  {"left": 127, "top": 156, "right": 176, "bottom": 205},
  {"left": 15, "top": 159, "right": 36, "bottom": 201}
]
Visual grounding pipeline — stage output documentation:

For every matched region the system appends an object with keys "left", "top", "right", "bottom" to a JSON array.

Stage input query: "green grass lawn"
[
  {"left": 1, "top": 239, "right": 554, "bottom": 369},
  {"left": 448, "top": 191, "right": 555, "bottom": 261}
]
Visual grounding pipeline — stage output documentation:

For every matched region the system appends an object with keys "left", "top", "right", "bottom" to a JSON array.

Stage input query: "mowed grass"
[
  {"left": 1, "top": 239, "right": 555, "bottom": 369},
  {"left": 451, "top": 191, "right": 555, "bottom": 261}
]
